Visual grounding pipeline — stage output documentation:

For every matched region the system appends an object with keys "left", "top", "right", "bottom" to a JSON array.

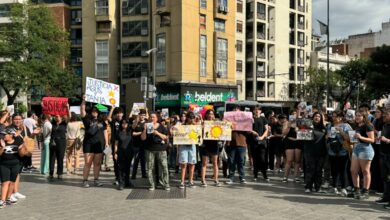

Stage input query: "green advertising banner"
[
  {"left": 155, "top": 92, "right": 180, "bottom": 107},
  {"left": 181, "top": 90, "right": 237, "bottom": 106}
]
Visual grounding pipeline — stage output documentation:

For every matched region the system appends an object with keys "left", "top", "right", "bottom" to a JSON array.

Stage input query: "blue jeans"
[{"left": 227, "top": 147, "right": 247, "bottom": 180}]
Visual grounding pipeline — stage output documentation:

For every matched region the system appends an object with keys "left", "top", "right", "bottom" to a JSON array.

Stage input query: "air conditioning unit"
[
  {"left": 76, "top": 57, "right": 82, "bottom": 62},
  {"left": 141, "top": 29, "right": 148, "bottom": 36},
  {"left": 75, "top": 18, "right": 82, "bottom": 23},
  {"left": 141, "top": 7, "right": 148, "bottom": 14}
]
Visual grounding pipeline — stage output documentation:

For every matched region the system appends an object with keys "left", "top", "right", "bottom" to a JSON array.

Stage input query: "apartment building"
[
  {"left": 235, "top": 0, "right": 246, "bottom": 100},
  {"left": 120, "top": 0, "right": 238, "bottom": 112},
  {"left": 245, "top": 0, "right": 312, "bottom": 104}
]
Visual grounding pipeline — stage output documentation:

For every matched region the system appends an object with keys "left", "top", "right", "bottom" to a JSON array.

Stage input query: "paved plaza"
[{"left": 1, "top": 168, "right": 389, "bottom": 220}]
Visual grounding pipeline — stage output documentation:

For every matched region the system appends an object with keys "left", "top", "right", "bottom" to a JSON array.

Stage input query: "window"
[
  {"left": 156, "top": 33, "right": 166, "bottom": 75},
  {"left": 96, "top": 41, "right": 108, "bottom": 58},
  {"left": 122, "top": 21, "right": 148, "bottom": 36},
  {"left": 70, "top": 0, "right": 82, "bottom": 6},
  {"left": 236, "top": 40, "right": 243, "bottom": 53},
  {"left": 217, "top": 0, "right": 228, "bottom": 8},
  {"left": 71, "top": 10, "right": 82, "bottom": 25},
  {"left": 70, "top": 29, "right": 82, "bottom": 45},
  {"left": 122, "top": 42, "right": 149, "bottom": 57},
  {"left": 236, "top": 20, "right": 243, "bottom": 33},
  {"left": 96, "top": 41, "right": 109, "bottom": 79},
  {"left": 257, "top": 3, "right": 265, "bottom": 19},
  {"left": 157, "top": 0, "right": 165, "bottom": 7},
  {"left": 200, "top": 35, "right": 207, "bottom": 77},
  {"left": 200, "top": 0, "right": 207, "bottom": 8},
  {"left": 122, "top": 63, "right": 148, "bottom": 79},
  {"left": 96, "top": 63, "right": 109, "bottom": 79},
  {"left": 97, "top": 21, "right": 111, "bottom": 33},
  {"left": 200, "top": 15, "right": 206, "bottom": 30},
  {"left": 0, "top": 4, "right": 11, "bottom": 17},
  {"left": 123, "top": 0, "right": 148, "bottom": 16},
  {"left": 95, "top": 0, "right": 108, "bottom": 16},
  {"left": 160, "top": 14, "right": 171, "bottom": 27},
  {"left": 214, "top": 19, "right": 225, "bottom": 32},
  {"left": 236, "top": 60, "right": 243, "bottom": 73},
  {"left": 216, "top": 38, "right": 228, "bottom": 78},
  {"left": 237, "top": 0, "right": 243, "bottom": 13},
  {"left": 71, "top": 48, "right": 82, "bottom": 64}
]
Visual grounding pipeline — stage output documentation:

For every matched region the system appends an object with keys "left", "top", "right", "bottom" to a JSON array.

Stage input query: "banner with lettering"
[
  {"left": 203, "top": 121, "right": 232, "bottom": 141},
  {"left": 130, "top": 103, "right": 145, "bottom": 116},
  {"left": 172, "top": 125, "right": 203, "bottom": 145},
  {"left": 42, "top": 97, "right": 69, "bottom": 116},
  {"left": 85, "top": 77, "right": 120, "bottom": 107},
  {"left": 223, "top": 111, "right": 254, "bottom": 132}
]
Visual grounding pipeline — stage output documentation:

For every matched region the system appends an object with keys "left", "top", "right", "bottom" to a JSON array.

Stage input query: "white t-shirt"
[
  {"left": 24, "top": 118, "right": 37, "bottom": 133},
  {"left": 43, "top": 121, "right": 53, "bottom": 141}
]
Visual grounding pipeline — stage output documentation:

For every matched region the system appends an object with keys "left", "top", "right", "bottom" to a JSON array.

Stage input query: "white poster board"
[
  {"left": 85, "top": 77, "right": 120, "bottom": 107},
  {"left": 69, "top": 106, "right": 81, "bottom": 115}
]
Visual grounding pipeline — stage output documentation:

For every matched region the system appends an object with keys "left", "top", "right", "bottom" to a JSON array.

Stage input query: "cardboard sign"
[
  {"left": 85, "top": 77, "right": 120, "bottom": 107},
  {"left": 296, "top": 118, "right": 314, "bottom": 140},
  {"left": 223, "top": 111, "right": 254, "bottom": 132},
  {"left": 203, "top": 120, "right": 232, "bottom": 141},
  {"left": 42, "top": 97, "right": 69, "bottom": 116},
  {"left": 161, "top": 108, "right": 169, "bottom": 119},
  {"left": 6, "top": 105, "right": 14, "bottom": 115},
  {"left": 69, "top": 106, "right": 80, "bottom": 115},
  {"left": 172, "top": 125, "right": 203, "bottom": 145},
  {"left": 130, "top": 103, "right": 145, "bottom": 116}
]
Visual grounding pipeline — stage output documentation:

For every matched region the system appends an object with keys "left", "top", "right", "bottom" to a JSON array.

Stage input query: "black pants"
[
  {"left": 252, "top": 144, "right": 268, "bottom": 179},
  {"left": 49, "top": 138, "right": 66, "bottom": 176},
  {"left": 132, "top": 147, "right": 146, "bottom": 178},
  {"left": 329, "top": 155, "right": 348, "bottom": 188},
  {"left": 22, "top": 156, "right": 32, "bottom": 168},
  {"left": 118, "top": 148, "right": 137, "bottom": 187},
  {"left": 379, "top": 153, "right": 390, "bottom": 201},
  {"left": 304, "top": 154, "right": 325, "bottom": 190},
  {"left": 267, "top": 140, "right": 275, "bottom": 170},
  {"left": 111, "top": 143, "right": 119, "bottom": 181},
  {"left": 371, "top": 144, "right": 384, "bottom": 192}
]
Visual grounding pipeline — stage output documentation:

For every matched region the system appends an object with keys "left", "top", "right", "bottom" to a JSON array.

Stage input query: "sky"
[{"left": 312, "top": 0, "right": 390, "bottom": 40}]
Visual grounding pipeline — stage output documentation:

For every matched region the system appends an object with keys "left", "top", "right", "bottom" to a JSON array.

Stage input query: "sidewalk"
[{"left": 1, "top": 169, "right": 389, "bottom": 220}]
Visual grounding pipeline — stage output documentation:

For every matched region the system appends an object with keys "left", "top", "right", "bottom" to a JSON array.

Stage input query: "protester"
[
  {"left": 131, "top": 109, "right": 148, "bottom": 179},
  {"left": 359, "top": 103, "right": 375, "bottom": 123},
  {"left": 40, "top": 114, "right": 52, "bottom": 175},
  {"left": 351, "top": 110, "right": 375, "bottom": 199},
  {"left": 102, "top": 115, "right": 112, "bottom": 172},
  {"left": 269, "top": 114, "right": 286, "bottom": 173},
  {"left": 141, "top": 112, "right": 170, "bottom": 191},
  {"left": 168, "top": 115, "right": 179, "bottom": 173},
  {"left": 108, "top": 107, "right": 124, "bottom": 183},
  {"left": 303, "top": 112, "right": 327, "bottom": 193},
  {"left": 0, "top": 127, "right": 29, "bottom": 208},
  {"left": 22, "top": 111, "right": 38, "bottom": 171},
  {"left": 251, "top": 106, "right": 269, "bottom": 182},
  {"left": 65, "top": 112, "right": 82, "bottom": 174},
  {"left": 80, "top": 97, "right": 108, "bottom": 188},
  {"left": 48, "top": 115, "right": 67, "bottom": 180},
  {"left": 371, "top": 108, "right": 385, "bottom": 193}
]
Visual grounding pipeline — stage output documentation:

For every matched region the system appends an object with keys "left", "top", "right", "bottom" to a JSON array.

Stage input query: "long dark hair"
[{"left": 312, "top": 112, "right": 325, "bottom": 130}]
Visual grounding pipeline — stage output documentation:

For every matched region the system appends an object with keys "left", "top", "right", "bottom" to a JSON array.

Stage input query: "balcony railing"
[
  {"left": 298, "top": 23, "right": 304, "bottom": 30},
  {"left": 257, "top": 13, "right": 266, "bottom": 20},
  {"left": 298, "top": 41, "right": 305, "bottom": 46},
  {"left": 246, "top": 72, "right": 253, "bottom": 78},
  {"left": 257, "top": 70, "right": 265, "bottom": 78},
  {"left": 247, "top": 13, "right": 253, "bottom": 19},
  {"left": 246, "top": 32, "right": 253, "bottom": 39},
  {"left": 257, "top": 32, "right": 265, "bottom": 39},
  {"left": 257, "top": 52, "right": 265, "bottom": 59},
  {"left": 298, "top": 58, "right": 304, "bottom": 64},
  {"left": 298, "top": 6, "right": 305, "bottom": 12},
  {"left": 256, "top": 90, "right": 265, "bottom": 97}
]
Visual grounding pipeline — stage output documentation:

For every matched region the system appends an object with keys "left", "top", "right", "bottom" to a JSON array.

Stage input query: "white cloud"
[{"left": 312, "top": 0, "right": 390, "bottom": 39}]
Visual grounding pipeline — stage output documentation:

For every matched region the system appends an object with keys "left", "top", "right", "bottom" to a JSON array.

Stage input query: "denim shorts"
[
  {"left": 352, "top": 143, "right": 374, "bottom": 160},
  {"left": 178, "top": 145, "right": 197, "bottom": 164}
]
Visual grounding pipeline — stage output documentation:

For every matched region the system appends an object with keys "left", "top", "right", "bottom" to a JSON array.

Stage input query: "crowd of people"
[{"left": 0, "top": 99, "right": 390, "bottom": 211}]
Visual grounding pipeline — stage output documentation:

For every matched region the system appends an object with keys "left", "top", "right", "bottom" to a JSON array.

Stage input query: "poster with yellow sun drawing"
[
  {"left": 85, "top": 77, "right": 120, "bottom": 107},
  {"left": 172, "top": 125, "right": 203, "bottom": 145},
  {"left": 203, "top": 121, "right": 232, "bottom": 141}
]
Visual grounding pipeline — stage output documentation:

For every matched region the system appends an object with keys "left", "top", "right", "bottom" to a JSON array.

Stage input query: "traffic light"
[{"left": 148, "top": 84, "right": 157, "bottom": 99}]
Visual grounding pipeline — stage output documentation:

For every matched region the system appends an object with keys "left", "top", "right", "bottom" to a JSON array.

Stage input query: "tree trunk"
[{"left": 0, "top": 84, "right": 19, "bottom": 106}]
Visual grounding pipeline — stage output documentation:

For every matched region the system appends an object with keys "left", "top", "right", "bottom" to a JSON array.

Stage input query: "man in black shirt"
[
  {"left": 376, "top": 108, "right": 390, "bottom": 209},
  {"left": 108, "top": 107, "right": 124, "bottom": 184},
  {"left": 252, "top": 106, "right": 269, "bottom": 182}
]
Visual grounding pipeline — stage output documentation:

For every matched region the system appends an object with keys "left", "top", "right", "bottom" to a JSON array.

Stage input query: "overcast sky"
[{"left": 312, "top": 0, "right": 390, "bottom": 40}]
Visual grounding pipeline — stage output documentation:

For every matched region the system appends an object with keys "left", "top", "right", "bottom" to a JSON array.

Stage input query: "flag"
[{"left": 317, "top": 19, "right": 328, "bottom": 35}]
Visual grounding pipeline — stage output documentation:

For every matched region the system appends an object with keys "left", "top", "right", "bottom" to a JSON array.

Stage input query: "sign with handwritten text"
[
  {"left": 203, "top": 121, "right": 232, "bottom": 141},
  {"left": 223, "top": 111, "right": 254, "bottom": 132},
  {"left": 85, "top": 77, "right": 120, "bottom": 107},
  {"left": 172, "top": 125, "right": 203, "bottom": 145},
  {"left": 42, "top": 97, "right": 69, "bottom": 116}
]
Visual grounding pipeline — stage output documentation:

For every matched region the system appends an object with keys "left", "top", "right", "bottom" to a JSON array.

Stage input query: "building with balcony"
[
  {"left": 235, "top": 0, "right": 246, "bottom": 100},
  {"left": 245, "top": 0, "right": 312, "bottom": 104}
]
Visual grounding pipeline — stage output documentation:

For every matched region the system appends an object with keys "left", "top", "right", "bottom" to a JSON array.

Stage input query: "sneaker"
[
  {"left": 178, "top": 182, "right": 185, "bottom": 189},
  {"left": 113, "top": 181, "right": 119, "bottom": 186},
  {"left": 214, "top": 181, "right": 222, "bottom": 187},
  {"left": 148, "top": 187, "right": 155, "bottom": 191},
  {"left": 340, "top": 188, "right": 348, "bottom": 197},
  {"left": 188, "top": 182, "right": 196, "bottom": 188},
  {"left": 9, "top": 194, "right": 18, "bottom": 203},
  {"left": 354, "top": 189, "right": 361, "bottom": 199},
  {"left": 82, "top": 180, "right": 90, "bottom": 188},
  {"left": 225, "top": 179, "right": 233, "bottom": 185},
  {"left": 315, "top": 189, "right": 326, "bottom": 194},
  {"left": 200, "top": 181, "right": 208, "bottom": 187},
  {"left": 294, "top": 178, "right": 301, "bottom": 183},
  {"left": 264, "top": 178, "right": 270, "bottom": 182},
  {"left": 240, "top": 179, "right": 247, "bottom": 184},
  {"left": 305, "top": 188, "right": 311, "bottom": 193},
  {"left": 13, "top": 192, "right": 26, "bottom": 199},
  {"left": 321, "top": 181, "right": 330, "bottom": 189},
  {"left": 164, "top": 187, "right": 171, "bottom": 191},
  {"left": 360, "top": 191, "right": 369, "bottom": 200},
  {"left": 6, "top": 199, "right": 17, "bottom": 205},
  {"left": 117, "top": 184, "right": 124, "bottom": 191},
  {"left": 253, "top": 178, "right": 258, "bottom": 182},
  {"left": 0, "top": 200, "right": 5, "bottom": 209},
  {"left": 282, "top": 177, "right": 288, "bottom": 183},
  {"left": 328, "top": 188, "right": 340, "bottom": 195},
  {"left": 94, "top": 180, "right": 103, "bottom": 187},
  {"left": 375, "top": 198, "right": 389, "bottom": 205}
]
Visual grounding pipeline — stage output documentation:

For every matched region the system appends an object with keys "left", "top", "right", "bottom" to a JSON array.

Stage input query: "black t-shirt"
[
  {"left": 381, "top": 123, "right": 390, "bottom": 154},
  {"left": 8, "top": 125, "right": 31, "bottom": 143},
  {"left": 144, "top": 124, "right": 168, "bottom": 151},
  {"left": 253, "top": 117, "right": 268, "bottom": 136},
  {"left": 116, "top": 130, "right": 132, "bottom": 152},
  {"left": 356, "top": 123, "right": 374, "bottom": 139},
  {"left": 0, "top": 138, "right": 24, "bottom": 164},
  {"left": 304, "top": 124, "right": 327, "bottom": 157},
  {"left": 82, "top": 117, "right": 106, "bottom": 145},
  {"left": 110, "top": 119, "right": 121, "bottom": 144},
  {"left": 132, "top": 121, "right": 145, "bottom": 147},
  {"left": 51, "top": 121, "right": 67, "bottom": 139}
]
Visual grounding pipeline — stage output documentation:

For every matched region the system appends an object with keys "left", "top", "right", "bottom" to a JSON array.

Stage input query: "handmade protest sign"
[
  {"left": 296, "top": 118, "right": 314, "bottom": 140},
  {"left": 203, "top": 121, "right": 232, "bottom": 141},
  {"left": 172, "top": 125, "right": 203, "bottom": 145},
  {"left": 69, "top": 106, "right": 80, "bottom": 115},
  {"left": 223, "top": 111, "right": 254, "bottom": 132},
  {"left": 42, "top": 97, "right": 69, "bottom": 116},
  {"left": 85, "top": 77, "right": 120, "bottom": 107},
  {"left": 161, "top": 108, "right": 169, "bottom": 119},
  {"left": 130, "top": 103, "right": 145, "bottom": 116}
]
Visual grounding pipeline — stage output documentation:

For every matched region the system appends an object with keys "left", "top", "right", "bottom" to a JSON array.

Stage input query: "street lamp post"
[{"left": 145, "top": 48, "right": 158, "bottom": 111}]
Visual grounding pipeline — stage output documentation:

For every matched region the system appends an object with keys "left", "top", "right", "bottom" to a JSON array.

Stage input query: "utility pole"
[{"left": 326, "top": 0, "right": 330, "bottom": 107}]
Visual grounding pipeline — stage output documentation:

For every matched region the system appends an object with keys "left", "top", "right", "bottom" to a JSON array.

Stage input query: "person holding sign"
[
  {"left": 80, "top": 96, "right": 108, "bottom": 188},
  {"left": 350, "top": 110, "right": 375, "bottom": 200},
  {"left": 48, "top": 115, "right": 67, "bottom": 181},
  {"left": 141, "top": 112, "right": 170, "bottom": 191}
]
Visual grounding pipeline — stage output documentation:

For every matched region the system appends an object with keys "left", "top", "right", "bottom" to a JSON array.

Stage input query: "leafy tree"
[
  {"left": 366, "top": 45, "right": 390, "bottom": 98},
  {"left": 0, "top": 1, "right": 78, "bottom": 105}
]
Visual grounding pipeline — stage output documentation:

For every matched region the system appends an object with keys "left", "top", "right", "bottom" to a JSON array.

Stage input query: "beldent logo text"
[
  {"left": 194, "top": 92, "right": 224, "bottom": 102},
  {"left": 160, "top": 94, "right": 179, "bottom": 101}
]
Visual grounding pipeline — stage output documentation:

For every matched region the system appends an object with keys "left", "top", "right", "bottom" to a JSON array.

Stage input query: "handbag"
[
  {"left": 219, "top": 146, "right": 228, "bottom": 162},
  {"left": 23, "top": 128, "right": 35, "bottom": 155}
]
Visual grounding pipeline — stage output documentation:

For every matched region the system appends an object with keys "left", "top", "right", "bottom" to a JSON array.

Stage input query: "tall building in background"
[
  {"left": 235, "top": 0, "right": 246, "bottom": 100},
  {"left": 121, "top": 0, "right": 237, "bottom": 112},
  {"left": 245, "top": 0, "right": 312, "bottom": 104}
]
